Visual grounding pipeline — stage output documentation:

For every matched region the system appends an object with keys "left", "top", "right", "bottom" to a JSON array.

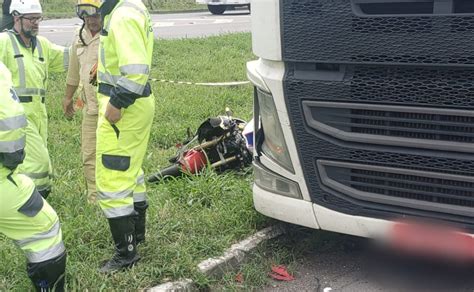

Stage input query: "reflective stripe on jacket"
[
  {"left": 0, "top": 31, "right": 68, "bottom": 103},
  {"left": 0, "top": 61, "right": 26, "bottom": 169}
]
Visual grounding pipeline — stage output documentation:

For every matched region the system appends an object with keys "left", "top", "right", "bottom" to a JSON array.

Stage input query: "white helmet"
[{"left": 9, "top": 0, "right": 43, "bottom": 15}]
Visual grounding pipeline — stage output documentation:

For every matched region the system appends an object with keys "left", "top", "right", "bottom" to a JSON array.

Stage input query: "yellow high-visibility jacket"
[
  {"left": 0, "top": 61, "right": 26, "bottom": 173},
  {"left": 0, "top": 30, "right": 68, "bottom": 192},
  {"left": 98, "top": 0, "right": 153, "bottom": 109},
  {"left": 0, "top": 61, "right": 65, "bottom": 264}
]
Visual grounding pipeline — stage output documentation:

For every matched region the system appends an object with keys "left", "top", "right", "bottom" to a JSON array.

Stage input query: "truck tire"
[{"left": 208, "top": 4, "right": 226, "bottom": 15}]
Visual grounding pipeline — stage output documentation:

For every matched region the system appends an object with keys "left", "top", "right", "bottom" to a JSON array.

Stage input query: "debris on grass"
[
  {"left": 235, "top": 272, "right": 244, "bottom": 283},
  {"left": 269, "top": 265, "right": 295, "bottom": 282}
]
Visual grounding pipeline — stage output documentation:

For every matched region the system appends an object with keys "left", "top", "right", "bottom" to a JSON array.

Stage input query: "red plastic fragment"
[
  {"left": 235, "top": 272, "right": 244, "bottom": 283},
  {"left": 269, "top": 265, "right": 295, "bottom": 281}
]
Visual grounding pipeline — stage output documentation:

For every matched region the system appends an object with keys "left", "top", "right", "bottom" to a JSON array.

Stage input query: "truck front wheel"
[{"left": 208, "top": 4, "right": 227, "bottom": 15}]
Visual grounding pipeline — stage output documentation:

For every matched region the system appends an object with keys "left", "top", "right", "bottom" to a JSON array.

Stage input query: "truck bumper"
[{"left": 254, "top": 184, "right": 388, "bottom": 238}]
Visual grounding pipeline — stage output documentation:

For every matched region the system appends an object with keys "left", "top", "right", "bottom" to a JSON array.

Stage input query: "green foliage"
[
  {"left": 144, "top": 0, "right": 204, "bottom": 11},
  {"left": 33, "top": 0, "right": 204, "bottom": 17},
  {"left": 0, "top": 33, "right": 267, "bottom": 290}
]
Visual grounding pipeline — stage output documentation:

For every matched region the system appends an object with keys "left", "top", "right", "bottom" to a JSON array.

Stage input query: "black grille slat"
[
  {"left": 338, "top": 179, "right": 474, "bottom": 204},
  {"left": 327, "top": 121, "right": 474, "bottom": 138},
  {"left": 318, "top": 161, "right": 474, "bottom": 216},
  {"left": 327, "top": 113, "right": 474, "bottom": 128},
  {"left": 288, "top": 66, "right": 474, "bottom": 109},
  {"left": 330, "top": 170, "right": 474, "bottom": 194},
  {"left": 303, "top": 101, "right": 474, "bottom": 151}
]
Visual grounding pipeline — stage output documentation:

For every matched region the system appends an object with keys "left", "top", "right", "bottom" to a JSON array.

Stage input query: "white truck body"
[
  {"left": 247, "top": 0, "right": 387, "bottom": 240},
  {"left": 247, "top": 0, "right": 474, "bottom": 259}
]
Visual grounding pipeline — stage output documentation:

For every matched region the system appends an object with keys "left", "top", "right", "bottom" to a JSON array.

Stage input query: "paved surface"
[
  {"left": 40, "top": 11, "right": 251, "bottom": 46},
  {"left": 265, "top": 229, "right": 474, "bottom": 292}
]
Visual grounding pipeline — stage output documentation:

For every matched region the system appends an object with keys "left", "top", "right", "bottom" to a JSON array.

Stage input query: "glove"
[{"left": 0, "top": 150, "right": 25, "bottom": 170}]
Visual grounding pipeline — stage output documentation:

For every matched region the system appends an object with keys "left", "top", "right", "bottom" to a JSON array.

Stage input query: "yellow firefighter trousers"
[
  {"left": 82, "top": 109, "right": 98, "bottom": 203},
  {"left": 0, "top": 168, "right": 65, "bottom": 263},
  {"left": 96, "top": 94, "right": 155, "bottom": 218}
]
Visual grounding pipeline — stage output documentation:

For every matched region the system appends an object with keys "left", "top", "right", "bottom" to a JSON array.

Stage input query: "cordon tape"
[{"left": 149, "top": 78, "right": 250, "bottom": 87}]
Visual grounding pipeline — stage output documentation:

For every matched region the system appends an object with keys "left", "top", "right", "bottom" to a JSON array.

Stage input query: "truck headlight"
[
  {"left": 256, "top": 88, "right": 294, "bottom": 172},
  {"left": 254, "top": 161, "right": 302, "bottom": 199}
]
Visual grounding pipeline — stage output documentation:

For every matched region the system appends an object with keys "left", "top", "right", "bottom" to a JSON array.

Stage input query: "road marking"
[
  {"left": 153, "top": 22, "right": 175, "bottom": 27},
  {"left": 166, "top": 18, "right": 216, "bottom": 21},
  {"left": 214, "top": 19, "right": 233, "bottom": 24},
  {"left": 41, "top": 24, "right": 81, "bottom": 28},
  {"left": 153, "top": 18, "right": 238, "bottom": 28}
]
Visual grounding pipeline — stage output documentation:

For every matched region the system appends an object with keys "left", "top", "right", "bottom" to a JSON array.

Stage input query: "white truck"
[
  {"left": 247, "top": 0, "right": 474, "bottom": 260},
  {"left": 196, "top": 0, "right": 250, "bottom": 15}
]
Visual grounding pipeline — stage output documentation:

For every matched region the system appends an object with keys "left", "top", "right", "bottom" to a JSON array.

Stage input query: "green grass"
[
  {"left": 212, "top": 227, "right": 352, "bottom": 291},
  {"left": 46, "top": 0, "right": 204, "bottom": 18},
  {"left": 146, "top": 0, "right": 205, "bottom": 11},
  {"left": 0, "top": 33, "right": 268, "bottom": 290},
  {"left": 0, "top": 0, "right": 205, "bottom": 18}
]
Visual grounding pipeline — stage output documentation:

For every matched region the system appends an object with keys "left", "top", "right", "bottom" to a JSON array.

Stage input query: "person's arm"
[
  {"left": 63, "top": 84, "right": 78, "bottom": 118},
  {"left": 0, "top": 34, "right": 9, "bottom": 61},
  {"left": 105, "top": 9, "right": 152, "bottom": 123},
  {"left": 108, "top": 10, "right": 152, "bottom": 110},
  {"left": 42, "top": 37, "right": 70, "bottom": 73},
  {"left": 63, "top": 34, "right": 81, "bottom": 118},
  {"left": 0, "top": 64, "right": 27, "bottom": 170}
]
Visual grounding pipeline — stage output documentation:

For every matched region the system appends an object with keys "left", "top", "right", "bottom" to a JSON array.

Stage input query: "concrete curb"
[
  {"left": 148, "top": 224, "right": 287, "bottom": 291},
  {"left": 148, "top": 279, "right": 195, "bottom": 292},
  {"left": 198, "top": 224, "right": 287, "bottom": 278}
]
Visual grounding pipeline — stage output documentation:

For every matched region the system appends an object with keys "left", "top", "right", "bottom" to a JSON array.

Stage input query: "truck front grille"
[
  {"left": 283, "top": 64, "right": 474, "bottom": 229},
  {"left": 302, "top": 101, "right": 474, "bottom": 153},
  {"left": 318, "top": 160, "right": 474, "bottom": 218}
]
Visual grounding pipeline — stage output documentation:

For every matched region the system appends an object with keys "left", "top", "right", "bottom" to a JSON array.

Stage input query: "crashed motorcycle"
[{"left": 147, "top": 110, "right": 253, "bottom": 183}]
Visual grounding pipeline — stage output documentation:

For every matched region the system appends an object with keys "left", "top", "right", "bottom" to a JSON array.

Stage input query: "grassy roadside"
[
  {"left": 212, "top": 227, "right": 353, "bottom": 291},
  {"left": 0, "top": 0, "right": 206, "bottom": 18},
  {"left": 0, "top": 33, "right": 267, "bottom": 290}
]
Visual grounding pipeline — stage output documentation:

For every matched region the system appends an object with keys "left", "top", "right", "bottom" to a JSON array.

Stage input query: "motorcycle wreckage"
[{"left": 147, "top": 110, "right": 253, "bottom": 183}]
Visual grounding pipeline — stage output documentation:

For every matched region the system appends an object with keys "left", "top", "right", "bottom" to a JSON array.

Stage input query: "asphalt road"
[
  {"left": 266, "top": 229, "right": 474, "bottom": 292},
  {"left": 40, "top": 11, "right": 251, "bottom": 46}
]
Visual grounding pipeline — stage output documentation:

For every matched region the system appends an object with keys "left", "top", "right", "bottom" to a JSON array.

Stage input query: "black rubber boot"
[
  {"left": 134, "top": 201, "right": 148, "bottom": 244},
  {"left": 27, "top": 251, "right": 67, "bottom": 292},
  {"left": 100, "top": 215, "right": 140, "bottom": 274}
]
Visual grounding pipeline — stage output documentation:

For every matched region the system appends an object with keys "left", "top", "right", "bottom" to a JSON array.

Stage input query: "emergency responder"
[
  {"left": 1, "top": 0, "right": 13, "bottom": 31},
  {"left": 0, "top": 0, "right": 69, "bottom": 199},
  {"left": 96, "top": 0, "right": 155, "bottom": 273},
  {"left": 0, "top": 61, "right": 67, "bottom": 291},
  {"left": 63, "top": 0, "right": 102, "bottom": 203}
]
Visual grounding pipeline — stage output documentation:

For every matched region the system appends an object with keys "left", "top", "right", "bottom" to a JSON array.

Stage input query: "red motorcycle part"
[{"left": 180, "top": 149, "right": 207, "bottom": 173}]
